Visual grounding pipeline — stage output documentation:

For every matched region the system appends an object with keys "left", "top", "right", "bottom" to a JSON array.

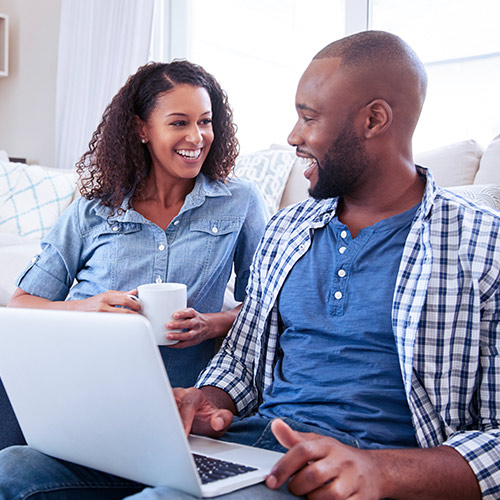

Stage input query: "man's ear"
[{"left": 362, "top": 99, "right": 392, "bottom": 139}]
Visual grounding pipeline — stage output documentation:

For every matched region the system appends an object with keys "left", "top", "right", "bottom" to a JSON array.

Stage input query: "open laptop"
[{"left": 0, "top": 308, "right": 283, "bottom": 497}]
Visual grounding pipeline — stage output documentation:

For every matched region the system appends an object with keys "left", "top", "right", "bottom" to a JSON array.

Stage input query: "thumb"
[{"left": 270, "top": 419, "right": 303, "bottom": 450}]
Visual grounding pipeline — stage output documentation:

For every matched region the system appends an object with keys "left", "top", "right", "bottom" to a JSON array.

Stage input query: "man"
[
  {"left": 0, "top": 30, "right": 499, "bottom": 499},
  {"left": 175, "top": 30, "right": 500, "bottom": 499}
]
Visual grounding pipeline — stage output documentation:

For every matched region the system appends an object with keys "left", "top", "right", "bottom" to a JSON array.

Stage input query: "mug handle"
[{"left": 126, "top": 294, "right": 142, "bottom": 309}]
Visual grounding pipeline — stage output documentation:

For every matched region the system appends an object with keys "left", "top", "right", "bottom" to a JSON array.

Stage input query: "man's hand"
[
  {"left": 267, "top": 419, "right": 482, "bottom": 500},
  {"left": 173, "top": 387, "right": 235, "bottom": 437},
  {"left": 266, "top": 419, "right": 382, "bottom": 499}
]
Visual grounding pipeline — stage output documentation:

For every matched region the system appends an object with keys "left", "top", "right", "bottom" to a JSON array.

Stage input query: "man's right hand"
[{"left": 173, "top": 387, "right": 235, "bottom": 437}]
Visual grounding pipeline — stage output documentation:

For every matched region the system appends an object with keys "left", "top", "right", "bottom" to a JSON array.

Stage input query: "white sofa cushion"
[
  {"left": 0, "top": 232, "right": 41, "bottom": 306},
  {"left": 279, "top": 157, "right": 310, "bottom": 209},
  {"left": 234, "top": 148, "right": 296, "bottom": 214},
  {"left": 414, "top": 140, "right": 483, "bottom": 187},
  {"left": 473, "top": 134, "right": 500, "bottom": 185},
  {"left": 0, "top": 161, "right": 77, "bottom": 239}
]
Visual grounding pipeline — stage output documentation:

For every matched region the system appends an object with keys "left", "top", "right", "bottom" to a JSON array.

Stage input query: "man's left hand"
[{"left": 266, "top": 419, "right": 382, "bottom": 499}]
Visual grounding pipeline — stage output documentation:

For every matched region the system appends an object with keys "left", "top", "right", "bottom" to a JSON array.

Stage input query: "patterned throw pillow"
[
  {"left": 0, "top": 161, "right": 77, "bottom": 239},
  {"left": 233, "top": 148, "right": 296, "bottom": 214}
]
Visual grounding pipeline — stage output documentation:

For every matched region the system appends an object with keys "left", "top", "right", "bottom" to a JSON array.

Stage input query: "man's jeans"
[{"left": 0, "top": 416, "right": 359, "bottom": 499}]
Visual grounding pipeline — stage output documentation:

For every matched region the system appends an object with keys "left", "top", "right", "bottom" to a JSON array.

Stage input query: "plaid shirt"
[{"left": 197, "top": 167, "right": 500, "bottom": 498}]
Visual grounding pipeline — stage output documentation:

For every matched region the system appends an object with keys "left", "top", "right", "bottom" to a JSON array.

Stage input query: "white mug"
[{"left": 130, "top": 283, "right": 187, "bottom": 345}]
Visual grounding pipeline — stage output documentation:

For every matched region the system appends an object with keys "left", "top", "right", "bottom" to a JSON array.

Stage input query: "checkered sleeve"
[
  {"left": 195, "top": 222, "right": 271, "bottom": 416},
  {"left": 443, "top": 282, "right": 500, "bottom": 499},
  {"left": 196, "top": 198, "right": 337, "bottom": 416}
]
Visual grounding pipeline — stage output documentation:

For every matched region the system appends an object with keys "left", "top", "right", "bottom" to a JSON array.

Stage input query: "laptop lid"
[{"left": 0, "top": 308, "right": 282, "bottom": 497}]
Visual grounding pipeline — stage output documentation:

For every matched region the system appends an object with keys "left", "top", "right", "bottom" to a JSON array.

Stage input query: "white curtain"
[{"left": 55, "top": 0, "right": 155, "bottom": 170}]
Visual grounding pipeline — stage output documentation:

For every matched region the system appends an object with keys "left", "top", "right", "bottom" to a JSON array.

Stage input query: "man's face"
[
  {"left": 309, "top": 119, "right": 369, "bottom": 199},
  {"left": 288, "top": 58, "right": 369, "bottom": 199}
]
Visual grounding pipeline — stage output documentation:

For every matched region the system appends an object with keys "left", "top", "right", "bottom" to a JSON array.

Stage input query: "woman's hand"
[
  {"left": 165, "top": 305, "right": 241, "bottom": 348},
  {"left": 74, "top": 289, "right": 141, "bottom": 313},
  {"left": 7, "top": 287, "right": 141, "bottom": 313}
]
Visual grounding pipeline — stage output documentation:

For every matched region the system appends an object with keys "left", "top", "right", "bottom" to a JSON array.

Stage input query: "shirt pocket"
[
  {"left": 83, "top": 222, "right": 143, "bottom": 290},
  {"left": 187, "top": 218, "right": 242, "bottom": 300}
]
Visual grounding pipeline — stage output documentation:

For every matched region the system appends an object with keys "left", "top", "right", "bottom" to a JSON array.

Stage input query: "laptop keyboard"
[{"left": 192, "top": 453, "right": 258, "bottom": 484}]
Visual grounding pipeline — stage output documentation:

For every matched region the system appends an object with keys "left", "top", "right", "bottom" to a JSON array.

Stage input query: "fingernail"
[
  {"left": 214, "top": 417, "right": 224, "bottom": 430},
  {"left": 266, "top": 475, "right": 277, "bottom": 489}
]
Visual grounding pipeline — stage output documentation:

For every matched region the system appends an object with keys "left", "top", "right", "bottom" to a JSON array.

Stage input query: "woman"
[{"left": 8, "top": 60, "right": 268, "bottom": 388}]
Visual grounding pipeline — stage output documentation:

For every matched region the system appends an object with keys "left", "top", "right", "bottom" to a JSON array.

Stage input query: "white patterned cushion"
[
  {"left": 447, "top": 183, "right": 500, "bottom": 212},
  {"left": 0, "top": 161, "right": 77, "bottom": 239},
  {"left": 233, "top": 149, "right": 296, "bottom": 214}
]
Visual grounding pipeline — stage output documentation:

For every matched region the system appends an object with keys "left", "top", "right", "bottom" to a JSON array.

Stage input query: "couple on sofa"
[{"left": 1, "top": 30, "right": 499, "bottom": 499}]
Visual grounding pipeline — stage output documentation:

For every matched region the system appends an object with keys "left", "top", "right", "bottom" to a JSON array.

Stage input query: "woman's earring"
[{"left": 141, "top": 138, "right": 147, "bottom": 144}]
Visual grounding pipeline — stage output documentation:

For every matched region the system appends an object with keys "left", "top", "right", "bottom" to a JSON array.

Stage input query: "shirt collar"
[
  {"left": 415, "top": 165, "right": 437, "bottom": 221},
  {"left": 93, "top": 173, "right": 231, "bottom": 222},
  {"left": 306, "top": 164, "right": 434, "bottom": 228}
]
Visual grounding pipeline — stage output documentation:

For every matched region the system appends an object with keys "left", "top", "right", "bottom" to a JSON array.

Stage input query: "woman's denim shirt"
[{"left": 17, "top": 174, "right": 269, "bottom": 386}]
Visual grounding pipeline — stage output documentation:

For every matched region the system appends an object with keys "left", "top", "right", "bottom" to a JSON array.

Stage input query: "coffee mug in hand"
[{"left": 132, "top": 283, "right": 187, "bottom": 345}]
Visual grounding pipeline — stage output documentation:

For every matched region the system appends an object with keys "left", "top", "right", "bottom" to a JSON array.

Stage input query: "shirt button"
[
  {"left": 340, "top": 230, "right": 347, "bottom": 239},
  {"left": 31, "top": 257, "right": 37, "bottom": 263},
  {"left": 112, "top": 226, "right": 119, "bottom": 232},
  {"left": 334, "top": 291, "right": 343, "bottom": 300},
  {"left": 338, "top": 269, "right": 346, "bottom": 278},
  {"left": 299, "top": 244, "right": 305, "bottom": 251},
  {"left": 173, "top": 220, "right": 180, "bottom": 226},
  {"left": 158, "top": 244, "right": 165, "bottom": 251},
  {"left": 339, "top": 246, "right": 347, "bottom": 254},
  {"left": 211, "top": 226, "right": 218, "bottom": 234},
  {"left": 156, "top": 277, "right": 162, "bottom": 283}
]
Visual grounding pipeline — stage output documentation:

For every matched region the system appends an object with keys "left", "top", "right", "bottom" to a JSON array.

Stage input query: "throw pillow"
[
  {"left": 414, "top": 140, "right": 483, "bottom": 187},
  {"left": 473, "top": 134, "right": 500, "bottom": 185},
  {"left": 0, "top": 161, "right": 77, "bottom": 239},
  {"left": 233, "top": 148, "right": 296, "bottom": 214},
  {"left": 447, "top": 184, "right": 500, "bottom": 212}
]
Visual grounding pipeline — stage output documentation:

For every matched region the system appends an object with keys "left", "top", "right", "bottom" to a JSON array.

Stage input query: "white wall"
[{"left": 0, "top": 0, "right": 61, "bottom": 165}]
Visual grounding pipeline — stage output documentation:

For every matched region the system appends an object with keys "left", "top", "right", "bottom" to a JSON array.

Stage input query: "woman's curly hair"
[{"left": 76, "top": 60, "right": 239, "bottom": 211}]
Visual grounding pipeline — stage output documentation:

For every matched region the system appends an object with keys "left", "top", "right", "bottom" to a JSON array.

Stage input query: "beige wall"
[{"left": 0, "top": 0, "right": 61, "bottom": 165}]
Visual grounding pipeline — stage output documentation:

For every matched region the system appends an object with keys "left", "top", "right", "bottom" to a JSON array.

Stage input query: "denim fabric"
[
  {"left": 221, "top": 414, "right": 359, "bottom": 451},
  {"left": 15, "top": 174, "right": 268, "bottom": 388},
  {"left": 0, "top": 379, "right": 25, "bottom": 450}
]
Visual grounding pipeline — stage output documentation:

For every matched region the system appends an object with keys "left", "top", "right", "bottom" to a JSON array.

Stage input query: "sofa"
[{"left": 0, "top": 134, "right": 499, "bottom": 307}]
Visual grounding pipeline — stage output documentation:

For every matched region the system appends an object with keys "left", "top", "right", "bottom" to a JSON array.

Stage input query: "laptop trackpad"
[
  {"left": 188, "top": 434, "right": 283, "bottom": 470},
  {"left": 189, "top": 435, "right": 243, "bottom": 456}
]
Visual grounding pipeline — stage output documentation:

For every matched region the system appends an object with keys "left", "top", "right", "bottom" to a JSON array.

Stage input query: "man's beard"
[{"left": 309, "top": 124, "right": 370, "bottom": 200}]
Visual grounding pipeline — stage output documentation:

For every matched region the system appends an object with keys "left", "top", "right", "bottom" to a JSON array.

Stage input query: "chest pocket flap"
[
  {"left": 189, "top": 218, "right": 241, "bottom": 236},
  {"left": 96, "top": 222, "right": 142, "bottom": 236}
]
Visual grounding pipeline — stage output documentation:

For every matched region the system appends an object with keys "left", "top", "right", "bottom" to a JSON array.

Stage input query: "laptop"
[{"left": 0, "top": 308, "right": 283, "bottom": 498}]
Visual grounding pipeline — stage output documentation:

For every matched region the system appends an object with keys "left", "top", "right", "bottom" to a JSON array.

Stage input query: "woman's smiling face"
[{"left": 138, "top": 84, "right": 214, "bottom": 182}]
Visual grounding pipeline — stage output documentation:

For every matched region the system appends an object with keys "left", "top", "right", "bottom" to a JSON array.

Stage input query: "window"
[
  {"left": 371, "top": 0, "right": 500, "bottom": 152},
  {"left": 152, "top": 0, "right": 345, "bottom": 154},
  {"left": 152, "top": 0, "right": 500, "bottom": 154}
]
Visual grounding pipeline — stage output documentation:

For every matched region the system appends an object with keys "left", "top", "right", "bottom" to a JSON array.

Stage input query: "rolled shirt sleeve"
[{"left": 16, "top": 199, "right": 85, "bottom": 301}]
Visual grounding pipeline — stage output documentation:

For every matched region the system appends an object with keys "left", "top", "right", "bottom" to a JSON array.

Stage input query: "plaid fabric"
[
  {"left": 0, "top": 161, "right": 77, "bottom": 239},
  {"left": 197, "top": 167, "right": 500, "bottom": 497}
]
